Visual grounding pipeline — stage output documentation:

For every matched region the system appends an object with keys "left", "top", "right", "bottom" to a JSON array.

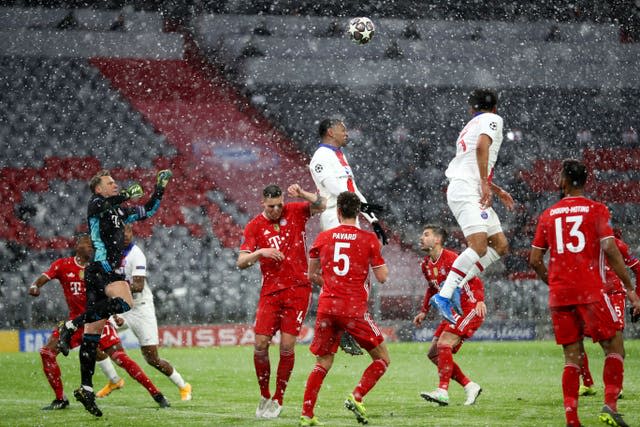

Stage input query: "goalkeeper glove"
[
  {"left": 339, "top": 332, "right": 363, "bottom": 356},
  {"left": 631, "top": 306, "right": 640, "bottom": 323},
  {"left": 156, "top": 169, "right": 173, "bottom": 189},
  {"left": 121, "top": 183, "right": 144, "bottom": 200},
  {"left": 361, "top": 202, "right": 384, "bottom": 215},
  {"left": 372, "top": 221, "right": 388, "bottom": 245}
]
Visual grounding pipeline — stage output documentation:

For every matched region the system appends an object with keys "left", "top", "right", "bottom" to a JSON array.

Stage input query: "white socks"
[
  {"left": 439, "top": 248, "right": 480, "bottom": 298},
  {"left": 169, "top": 369, "right": 186, "bottom": 388},
  {"left": 97, "top": 358, "right": 121, "bottom": 383},
  {"left": 439, "top": 247, "right": 501, "bottom": 298}
]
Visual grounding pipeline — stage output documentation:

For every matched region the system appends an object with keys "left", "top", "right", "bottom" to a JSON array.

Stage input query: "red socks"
[
  {"left": 603, "top": 353, "right": 624, "bottom": 411},
  {"left": 254, "top": 349, "right": 271, "bottom": 399},
  {"left": 111, "top": 350, "right": 160, "bottom": 396},
  {"left": 40, "top": 347, "right": 64, "bottom": 400},
  {"left": 437, "top": 344, "right": 454, "bottom": 390},
  {"left": 302, "top": 364, "right": 328, "bottom": 418},
  {"left": 353, "top": 359, "right": 388, "bottom": 401},
  {"left": 272, "top": 350, "right": 295, "bottom": 405},
  {"left": 581, "top": 351, "right": 594, "bottom": 387},
  {"left": 562, "top": 363, "right": 581, "bottom": 426}
]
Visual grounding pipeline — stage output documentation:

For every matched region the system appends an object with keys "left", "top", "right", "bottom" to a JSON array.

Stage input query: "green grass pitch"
[{"left": 0, "top": 340, "right": 638, "bottom": 426}]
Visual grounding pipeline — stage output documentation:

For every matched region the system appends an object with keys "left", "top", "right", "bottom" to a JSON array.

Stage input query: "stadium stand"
[{"left": 2, "top": 3, "right": 639, "bottom": 332}]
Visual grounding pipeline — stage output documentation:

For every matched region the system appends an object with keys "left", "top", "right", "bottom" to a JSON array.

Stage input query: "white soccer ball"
[{"left": 347, "top": 17, "right": 375, "bottom": 45}]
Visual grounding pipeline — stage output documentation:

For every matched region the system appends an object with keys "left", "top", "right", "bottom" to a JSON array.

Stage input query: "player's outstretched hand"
[
  {"left": 339, "top": 332, "right": 364, "bottom": 356},
  {"left": 121, "top": 183, "right": 144, "bottom": 200},
  {"left": 497, "top": 189, "right": 515, "bottom": 211},
  {"left": 630, "top": 305, "right": 640, "bottom": 323},
  {"left": 259, "top": 247, "right": 285, "bottom": 262},
  {"left": 480, "top": 180, "right": 493, "bottom": 209},
  {"left": 28, "top": 284, "right": 40, "bottom": 297},
  {"left": 287, "top": 183, "right": 303, "bottom": 198},
  {"left": 361, "top": 202, "right": 384, "bottom": 215},
  {"left": 156, "top": 170, "right": 173, "bottom": 189},
  {"left": 413, "top": 311, "right": 426, "bottom": 327},
  {"left": 372, "top": 221, "right": 388, "bottom": 245},
  {"left": 475, "top": 301, "right": 487, "bottom": 319}
]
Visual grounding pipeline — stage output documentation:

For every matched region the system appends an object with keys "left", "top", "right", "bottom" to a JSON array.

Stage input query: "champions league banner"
[{"left": 406, "top": 320, "right": 537, "bottom": 342}]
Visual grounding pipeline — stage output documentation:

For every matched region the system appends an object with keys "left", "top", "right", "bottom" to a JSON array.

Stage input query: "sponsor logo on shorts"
[{"left": 480, "top": 211, "right": 489, "bottom": 220}]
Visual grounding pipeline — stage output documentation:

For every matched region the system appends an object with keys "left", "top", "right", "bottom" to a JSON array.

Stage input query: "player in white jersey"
[
  {"left": 309, "top": 118, "right": 387, "bottom": 244},
  {"left": 431, "top": 89, "right": 514, "bottom": 323},
  {"left": 96, "top": 224, "right": 193, "bottom": 401}
]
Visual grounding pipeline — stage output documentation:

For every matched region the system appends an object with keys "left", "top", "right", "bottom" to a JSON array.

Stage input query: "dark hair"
[
  {"left": 337, "top": 191, "right": 361, "bottom": 219},
  {"left": 262, "top": 184, "right": 282, "bottom": 199},
  {"left": 468, "top": 89, "right": 498, "bottom": 111},
  {"left": 562, "top": 159, "right": 588, "bottom": 189},
  {"left": 423, "top": 224, "right": 447, "bottom": 243},
  {"left": 89, "top": 170, "right": 111, "bottom": 193},
  {"left": 318, "top": 118, "right": 343, "bottom": 138}
]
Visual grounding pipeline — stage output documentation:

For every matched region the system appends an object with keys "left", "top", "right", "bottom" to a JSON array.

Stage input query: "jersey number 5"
[
  {"left": 554, "top": 215, "right": 585, "bottom": 254},
  {"left": 333, "top": 242, "right": 350, "bottom": 276}
]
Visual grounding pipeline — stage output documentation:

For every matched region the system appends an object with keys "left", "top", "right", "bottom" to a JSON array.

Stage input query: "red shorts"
[
  {"left": 310, "top": 311, "right": 384, "bottom": 356},
  {"left": 551, "top": 293, "right": 618, "bottom": 345},
  {"left": 51, "top": 322, "right": 121, "bottom": 351},
  {"left": 254, "top": 286, "right": 311, "bottom": 337},
  {"left": 608, "top": 292, "right": 626, "bottom": 331},
  {"left": 434, "top": 307, "right": 484, "bottom": 349}
]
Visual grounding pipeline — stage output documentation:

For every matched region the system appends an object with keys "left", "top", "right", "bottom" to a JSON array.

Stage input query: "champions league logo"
[
  {"left": 489, "top": 122, "right": 497, "bottom": 130},
  {"left": 314, "top": 164, "right": 323, "bottom": 173},
  {"left": 480, "top": 211, "right": 489, "bottom": 220}
]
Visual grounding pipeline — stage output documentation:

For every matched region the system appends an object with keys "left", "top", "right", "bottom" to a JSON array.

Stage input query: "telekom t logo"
[{"left": 268, "top": 235, "right": 282, "bottom": 250}]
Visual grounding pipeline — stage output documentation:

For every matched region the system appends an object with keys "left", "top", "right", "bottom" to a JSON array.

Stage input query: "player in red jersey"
[
  {"left": 529, "top": 159, "right": 640, "bottom": 427},
  {"left": 299, "top": 191, "right": 389, "bottom": 426},
  {"left": 413, "top": 224, "right": 484, "bottom": 407},
  {"left": 237, "top": 183, "right": 325, "bottom": 419},
  {"left": 28, "top": 234, "right": 170, "bottom": 411},
  {"left": 578, "top": 232, "right": 640, "bottom": 398}
]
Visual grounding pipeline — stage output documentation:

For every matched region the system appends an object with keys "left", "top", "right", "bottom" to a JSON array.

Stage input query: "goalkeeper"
[
  {"left": 57, "top": 169, "right": 172, "bottom": 417},
  {"left": 309, "top": 118, "right": 387, "bottom": 356}
]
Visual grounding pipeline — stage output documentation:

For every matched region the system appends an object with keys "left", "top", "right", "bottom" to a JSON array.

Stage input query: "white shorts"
[
  {"left": 120, "top": 300, "right": 159, "bottom": 347},
  {"left": 447, "top": 179, "right": 503, "bottom": 238}
]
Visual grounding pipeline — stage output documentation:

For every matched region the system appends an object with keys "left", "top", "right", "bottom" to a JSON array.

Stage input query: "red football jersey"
[
  {"left": 309, "top": 224, "right": 386, "bottom": 317},
  {"left": 603, "top": 238, "right": 639, "bottom": 294},
  {"left": 43, "top": 257, "right": 86, "bottom": 319},
  {"left": 240, "top": 202, "right": 312, "bottom": 296},
  {"left": 420, "top": 249, "right": 484, "bottom": 313},
  {"left": 532, "top": 196, "right": 614, "bottom": 307}
]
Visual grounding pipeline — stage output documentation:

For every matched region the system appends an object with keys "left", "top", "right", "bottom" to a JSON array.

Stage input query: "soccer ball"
[{"left": 347, "top": 17, "right": 375, "bottom": 45}]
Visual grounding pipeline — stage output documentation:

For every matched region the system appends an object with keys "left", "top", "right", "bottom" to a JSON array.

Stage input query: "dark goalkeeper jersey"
[{"left": 87, "top": 189, "right": 163, "bottom": 271}]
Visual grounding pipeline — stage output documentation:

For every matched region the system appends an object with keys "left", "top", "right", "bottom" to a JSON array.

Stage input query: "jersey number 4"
[
  {"left": 554, "top": 215, "right": 585, "bottom": 254},
  {"left": 333, "top": 242, "right": 351, "bottom": 276}
]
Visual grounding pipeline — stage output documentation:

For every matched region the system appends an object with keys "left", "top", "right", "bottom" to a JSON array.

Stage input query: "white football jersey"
[
  {"left": 123, "top": 244, "right": 154, "bottom": 306},
  {"left": 445, "top": 112, "right": 504, "bottom": 184},
  {"left": 309, "top": 144, "right": 366, "bottom": 212}
]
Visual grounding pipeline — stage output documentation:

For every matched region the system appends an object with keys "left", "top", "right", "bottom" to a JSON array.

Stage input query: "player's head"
[
  {"left": 420, "top": 224, "right": 447, "bottom": 255},
  {"left": 124, "top": 223, "right": 134, "bottom": 246},
  {"left": 337, "top": 191, "right": 360, "bottom": 222},
  {"left": 559, "top": 159, "right": 588, "bottom": 196},
  {"left": 90, "top": 170, "right": 118, "bottom": 196},
  {"left": 468, "top": 89, "right": 498, "bottom": 113},
  {"left": 318, "top": 118, "right": 348, "bottom": 147},
  {"left": 261, "top": 184, "right": 284, "bottom": 221},
  {"left": 74, "top": 233, "right": 93, "bottom": 260}
]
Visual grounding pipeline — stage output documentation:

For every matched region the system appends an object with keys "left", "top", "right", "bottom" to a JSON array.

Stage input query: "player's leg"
[
  {"left": 268, "top": 288, "right": 311, "bottom": 417},
  {"left": 344, "top": 314, "right": 389, "bottom": 424},
  {"left": 253, "top": 294, "right": 278, "bottom": 417},
  {"left": 74, "top": 318, "right": 106, "bottom": 417},
  {"left": 141, "top": 345, "right": 191, "bottom": 400},
  {"left": 421, "top": 331, "right": 461, "bottom": 406},
  {"left": 578, "top": 341, "right": 596, "bottom": 396},
  {"left": 562, "top": 340, "right": 583, "bottom": 427},
  {"left": 103, "top": 343, "right": 169, "bottom": 408},
  {"left": 39, "top": 331, "right": 70, "bottom": 410},
  {"left": 95, "top": 348, "right": 125, "bottom": 398}
]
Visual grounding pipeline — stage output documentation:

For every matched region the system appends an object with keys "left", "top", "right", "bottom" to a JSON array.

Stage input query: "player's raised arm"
[
  {"left": 287, "top": 183, "right": 326, "bottom": 215},
  {"left": 372, "top": 264, "right": 388, "bottom": 283}
]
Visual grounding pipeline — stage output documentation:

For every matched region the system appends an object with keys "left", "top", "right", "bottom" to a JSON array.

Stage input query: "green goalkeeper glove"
[
  {"left": 121, "top": 183, "right": 144, "bottom": 200},
  {"left": 156, "top": 169, "right": 173, "bottom": 189}
]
